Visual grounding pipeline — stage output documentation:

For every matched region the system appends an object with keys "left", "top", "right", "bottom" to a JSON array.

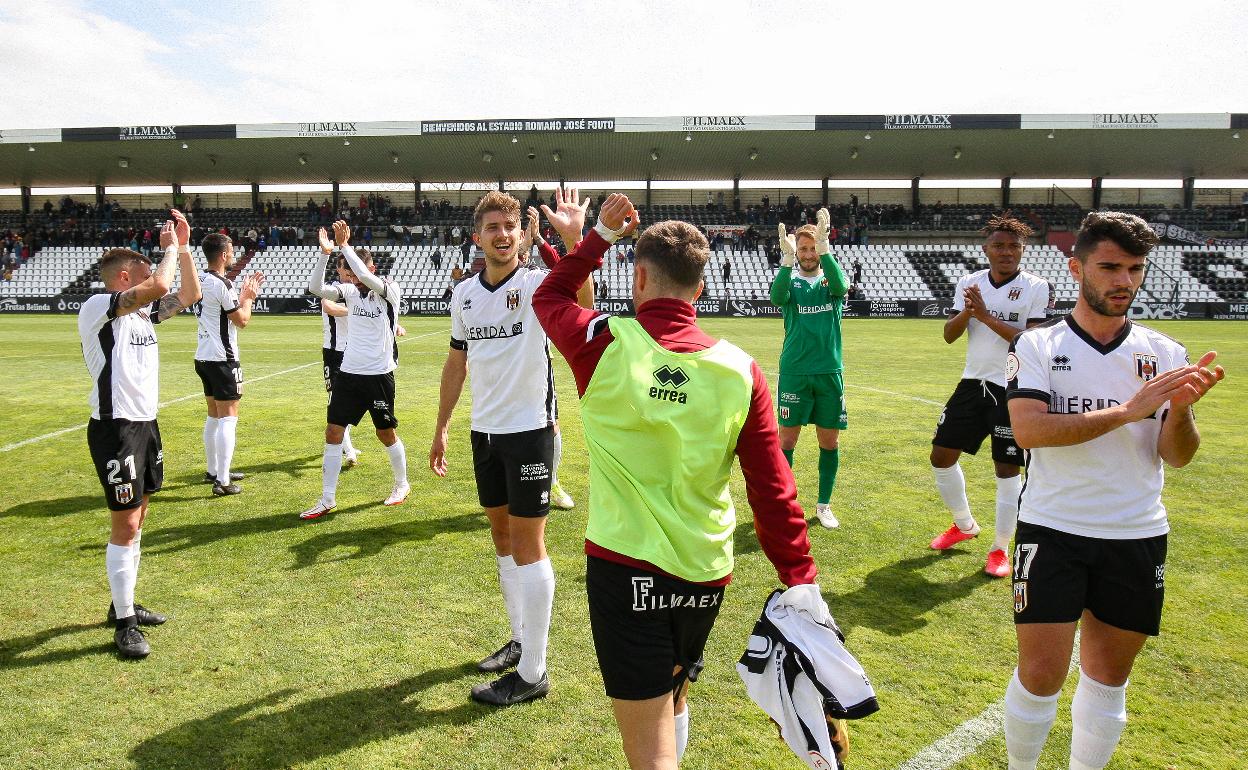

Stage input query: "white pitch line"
[
  {"left": 894, "top": 639, "right": 1081, "bottom": 770},
  {"left": 0, "top": 329, "right": 443, "bottom": 453}
]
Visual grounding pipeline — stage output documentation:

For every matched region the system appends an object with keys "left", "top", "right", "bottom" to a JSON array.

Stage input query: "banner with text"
[
  {"left": 420, "top": 118, "right": 615, "bottom": 134},
  {"left": 62, "top": 125, "right": 237, "bottom": 142},
  {"left": 235, "top": 121, "right": 423, "bottom": 139}
]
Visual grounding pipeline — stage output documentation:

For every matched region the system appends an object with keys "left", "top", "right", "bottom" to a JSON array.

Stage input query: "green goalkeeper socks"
[{"left": 818, "top": 447, "right": 839, "bottom": 505}]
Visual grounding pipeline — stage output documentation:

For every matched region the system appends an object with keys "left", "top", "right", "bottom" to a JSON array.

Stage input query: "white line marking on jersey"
[
  {"left": 0, "top": 330, "right": 442, "bottom": 453},
  {"left": 893, "top": 639, "right": 1081, "bottom": 770}
]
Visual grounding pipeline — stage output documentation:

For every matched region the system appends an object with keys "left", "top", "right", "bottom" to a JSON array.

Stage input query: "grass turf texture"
[{"left": 0, "top": 315, "right": 1243, "bottom": 770}]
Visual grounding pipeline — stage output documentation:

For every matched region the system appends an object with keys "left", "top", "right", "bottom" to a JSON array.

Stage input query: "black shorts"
[
  {"left": 322, "top": 348, "right": 344, "bottom": 393},
  {"left": 932, "top": 378, "right": 1022, "bottom": 466},
  {"left": 586, "top": 556, "right": 725, "bottom": 701},
  {"left": 87, "top": 418, "right": 164, "bottom": 511},
  {"left": 194, "top": 359, "right": 243, "bottom": 401},
  {"left": 327, "top": 371, "right": 398, "bottom": 430},
  {"left": 470, "top": 426, "right": 553, "bottom": 518},
  {"left": 1012, "top": 521, "right": 1167, "bottom": 636}
]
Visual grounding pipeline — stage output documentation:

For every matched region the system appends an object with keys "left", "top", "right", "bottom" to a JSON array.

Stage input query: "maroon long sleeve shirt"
[{"left": 533, "top": 229, "right": 818, "bottom": 587}]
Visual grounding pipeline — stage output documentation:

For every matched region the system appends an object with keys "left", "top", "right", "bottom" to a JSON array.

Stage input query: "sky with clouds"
[{"left": 2, "top": 0, "right": 1245, "bottom": 130}]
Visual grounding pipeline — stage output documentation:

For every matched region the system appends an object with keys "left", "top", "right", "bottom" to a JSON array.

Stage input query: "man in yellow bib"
[{"left": 534, "top": 193, "right": 828, "bottom": 769}]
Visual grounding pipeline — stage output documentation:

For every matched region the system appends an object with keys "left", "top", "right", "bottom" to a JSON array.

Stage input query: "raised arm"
[
  {"left": 155, "top": 210, "right": 202, "bottom": 321},
  {"left": 815, "top": 208, "right": 848, "bottom": 297},
  {"left": 307, "top": 227, "right": 340, "bottom": 300},
  {"left": 334, "top": 220, "right": 386, "bottom": 296},
  {"left": 118, "top": 220, "right": 179, "bottom": 318},
  {"left": 768, "top": 223, "right": 796, "bottom": 306}
]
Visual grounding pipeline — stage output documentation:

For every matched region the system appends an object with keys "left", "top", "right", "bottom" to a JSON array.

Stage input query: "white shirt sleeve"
[
  {"left": 1006, "top": 331, "right": 1050, "bottom": 404},
  {"left": 1026, "top": 281, "right": 1048, "bottom": 321},
  {"left": 449, "top": 287, "right": 466, "bottom": 347},
  {"left": 951, "top": 275, "right": 968, "bottom": 311}
]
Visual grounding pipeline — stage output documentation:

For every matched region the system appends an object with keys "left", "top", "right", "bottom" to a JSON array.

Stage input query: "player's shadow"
[
  {"left": 166, "top": 453, "right": 324, "bottom": 488},
  {"left": 830, "top": 552, "right": 983, "bottom": 638},
  {"left": 129, "top": 662, "right": 489, "bottom": 770},
  {"left": 74, "top": 501, "right": 378, "bottom": 558},
  {"left": 734, "top": 520, "right": 763, "bottom": 556},
  {"left": 288, "top": 513, "right": 487, "bottom": 570},
  {"left": 0, "top": 495, "right": 100, "bottom": 519},
  {"left": 0, "top": 622, "right": 115, "bottom": 669}
]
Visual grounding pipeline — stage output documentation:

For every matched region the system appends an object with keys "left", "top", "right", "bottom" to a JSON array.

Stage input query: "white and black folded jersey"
[
  {"left": 737, "top": 590, "right": 879, "bottom": 770},
  {"left": 1007, "top": 316, "right": 1188, "bottom": 539},
  {"left": 194, "top": 271, "right": 240, "bottom": 362},
  {"left": 321, "top": 284, "right": 348, "bottom": 352},
  {"left": 324, "top": 279, "right": 400, "bottom": 375},
  {"left": 450, "top": 265, "right": 555, "bottom": 434},
  {"left": 952, "top": 269, "right": 1050, "bottom": 386},
  {"left": 79, "top": 292, "right": 164, "bottom": 421}
]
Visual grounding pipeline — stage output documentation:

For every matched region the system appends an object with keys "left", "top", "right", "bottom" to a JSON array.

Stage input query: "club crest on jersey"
[
  {"left": 1008, "top": 287, "right": 1022, "bottom": 301},
  {"left": 115, "top": 483, "right": 134, "bottom": 505},
  {"left": 1013, "top": 581, "right": 1028, "bottom": 613},
  {"left": 506, "top": 289, "right": 520, "bottom": 311},
  {"left": 1134, "top": 352, "right": 1159, "bottom": 382}
]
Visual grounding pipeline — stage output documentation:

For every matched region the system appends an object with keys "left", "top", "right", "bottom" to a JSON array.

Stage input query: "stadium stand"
[{"left": 6, "top": 243, "right": 1246, "bottom": 304}]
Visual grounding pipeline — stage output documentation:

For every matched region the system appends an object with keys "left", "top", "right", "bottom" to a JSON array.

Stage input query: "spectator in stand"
[
  {"left": 431, "top": 249, "right": 442, "bottom": 271},
  {"left": 828, "top": 223, "right": 839, "bottom": 245},
  {"left": 852, "top": 258, "right": 863, "bottom": 285},
  {"left": 933, "top": 201, "right": 944, "bottom": 228},
  {"left": 451, "top": 224, "right": 462, "bottom": 246},
  {"left": 460, "top": 235, "right": 472, "bottom": 266},
  {"left": 721, "top": 257, "right": 731, "bottom": 291}
]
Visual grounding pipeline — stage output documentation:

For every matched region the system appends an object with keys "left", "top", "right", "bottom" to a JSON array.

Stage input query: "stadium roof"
[{"left": 2, "top": 113, "right": 1246, "bottom": 188}]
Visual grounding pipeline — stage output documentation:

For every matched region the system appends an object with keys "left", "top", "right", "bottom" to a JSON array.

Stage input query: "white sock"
[
  {"left": 341, "top": 425, "right": 355, "bottom": 458},
  {"left": 216, "top": 415, "right": 238, "bottom": 483},
  {"left": 106, "top": 542, "right": 137, "bottom": 620},
  {"left": 933, "top": 463, "right": 976, "bottom": 531},
  {"left": 1005, "top": 669, "right": 1059, "bottom": 770},
  {"left": 552, "top": 430, "right": 563, "bottom": 484},
  {"left": 994, "top": 474, "right": 1024, "bottom": 551},
  {"left": 1069, "top": 669, "right": 1128, "bottom": 770},
  {"left": 515, "top": 558, "right": 555, "bottom": 682},
  {"left": 385, "top": 439, "right": 407, "bottom": 485},
  {"left": 497, "top": 554, "right": 524, "bottom": 642},
  {"left": 674, "top": 707, "right": 690, "bottom": 761},
  {"left": 321, "top": 443, "right": 342, "bottom": 506},
  {"left": 203, "top": 416, "right": 219, "bottom": 475},
  {"left": 132, "top": 528, "right": 142, "bottom": 574}
]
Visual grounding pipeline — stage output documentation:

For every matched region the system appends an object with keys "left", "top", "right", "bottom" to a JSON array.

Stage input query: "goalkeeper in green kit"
[{"left": 769, "top": 208, "right": 848, "bottom": 528}]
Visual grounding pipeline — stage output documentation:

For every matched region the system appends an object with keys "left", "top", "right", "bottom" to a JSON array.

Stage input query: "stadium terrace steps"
[{"left": 3, "top": 244, "right": 1245, "bottom": 304}]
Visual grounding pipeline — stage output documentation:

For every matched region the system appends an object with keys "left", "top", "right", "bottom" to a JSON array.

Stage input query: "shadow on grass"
[
  {"left": 0, "top": 495, "right": 100, "bottom": 519},
  {"left": 164, "top": 453, "right": 325, "bottom": 489},
  {"left": 129, "top": 662, "right": 489, "bottom": 769},
  {"left": 0, "top": 622, "right": 115, "bottom": 669},
  {"left": 733, "top": 520, "right": 762, "bottom": 556},
  {"left": 830, "top": 552, "right": 984, "bottom": 638},
  {"left": 76, "top": 501, "right": 380, "bottom": 557},
  {"left": 288, "top": 513, "right": 488, "bottom": 569}
]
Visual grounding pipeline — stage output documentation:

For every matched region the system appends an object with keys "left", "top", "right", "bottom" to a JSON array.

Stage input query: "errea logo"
[
  {"left": 1051, "top": 355, "right": 1071, "bottom": 371},
  {"left": 649, "top": 366, "right": 689, "bottom": 404}
]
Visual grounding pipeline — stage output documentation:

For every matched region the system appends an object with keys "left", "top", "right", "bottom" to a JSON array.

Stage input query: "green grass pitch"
[{"left": 0, "top": 315, "right": 1243, "bottom": 769}]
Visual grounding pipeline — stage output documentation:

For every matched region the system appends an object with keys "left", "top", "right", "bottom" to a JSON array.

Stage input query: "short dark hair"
[
  {"left": 980, "top": 211, "right": 1034, "bottom": 239},
  {"left": 634, "top": 221, "right": 709, "bottom": 289},
  {"left": 99, "top": 248, "right": 150, "bottom": 284},
  {"left": 1072, "top": 211, "right": 1159, "bottom": 261},
  {"left": 353, "top": 246, "right": 374, "bottom": 266},
  {"left": 201, "top": 232, "right": 232, "bottom": 262},
  {"left": 473, "top": 190, "right": 521, "bottom": 230}
]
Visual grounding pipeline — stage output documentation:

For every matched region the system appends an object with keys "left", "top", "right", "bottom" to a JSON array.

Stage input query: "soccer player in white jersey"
[
  {"left": 1002, "top": 212, "right": 1223, "bottom": 770},
  {"left": 317, "top": 230, "right": 361, "bottom": 467},
  {"left": 928, "top": 214, "right": 1050, "bottom": 577},
  {"left": 193, "top": 232, "right": 265, "bottom": 496},
  {"left": 300, "top": 221, "right": 409, "bottom": 519},
  {"left": 79, "top": 211, "right": 201, "bottom": 658},
  {"left": 429, "top": 189, "right": 594, "bottom": 706}
]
